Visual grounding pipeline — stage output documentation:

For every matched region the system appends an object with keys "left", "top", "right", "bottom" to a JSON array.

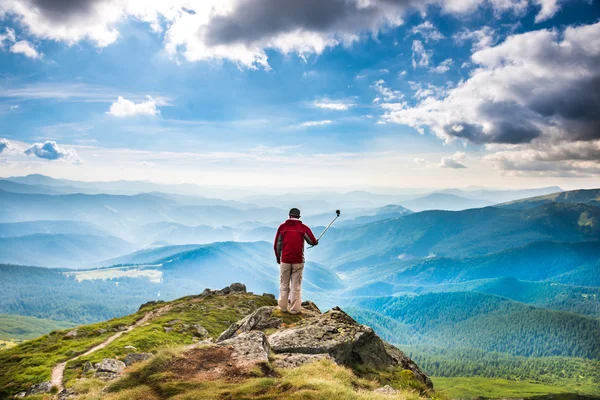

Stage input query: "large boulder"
[
  {"left": 95, "top": 358, "right": 126, "bottom": 374},
  {"left": 217, "top": 306, "right": 282, "bottom": 342},
  {"left": 268, "top": 307, "right": 394, "bottom": 369},
  {"left": 218, "top": 331, "right": 270, "bottom": 363}
]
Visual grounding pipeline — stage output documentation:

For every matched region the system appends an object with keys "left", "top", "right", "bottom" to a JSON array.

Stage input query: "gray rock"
[
  {"left": 64, "top": 329, "right": 78, "bottom": 339},
  {"left": 82, "top": 361, "right": 95, "bottom": 373},
  {"left": 301, "top": 301, "right": 321, "bottom": 313},
  {"left": 26, "top": 381, "right": 53, "bottom": 395},
  {"left": 230, "top": 282, "right": 246, "bottom": 293},
  {"left": 15, "top": 392, "right": 26, "bottom": 398},
  {"left": 374, "top": 385, "right": 400, "bottom": 395},
  {"left": 268, "top": 307, "right": 394, "bottom": 369},
  {"left": 166, "top": 319, "right": 181, "bottom": 326},
  {"left": 96, "top": 328, "right": 107, "bottom": 335},
  {"left": 164, "top": 327, "right": 173, "bottom": 333},
  {"left": 218, "top": 331, "right": 270, "bottom": 363},
  {"left": 263, "top": 293, "right": 276, "bottom": 300},
  {"left": 273, "top": 353, "right": 332, "bottom": 369},
  {"left": 94, "top": 358, "right": 126, "bottom": 374},
  {"left": 94, "top": 371, "right": 120, "bottom": 381},
  {"left": 221, "top": 286, "right": 231, "bottom": 295},
  {"left": 124, "top": 353, "right": 153, "bottom": 366},
  {"left": 217, "top": 306, "right": 281, "bottom": 342},
  {"left": 192, "top": 324, "right": 209, "bottom": 337},
  {"left": 383, "top": 343, "right": 433, "bottom": 388}
]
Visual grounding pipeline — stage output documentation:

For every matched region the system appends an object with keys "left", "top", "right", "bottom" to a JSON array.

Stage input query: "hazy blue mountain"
[
  {"left": 0, "top": 180, "right": 62, "bottom": 195},
  {"left": 436, "top": 186, "right": 563, "bottom": 203},
  {"left": 0, "top": 233, "right": 135, "bottom": 268},
  {"left": 350, "top": 241, "right": 600, "bottom": 288},
  {"left": 343, "top": 276, "right": 600, "bottom": 318},
  {"left": 0, "top": 220, "right": 108, "bottom": 238},
  {"left": 96, "top": 243, "right": 205, "bottom": 267},
  {"left": 400, "top": 193, "right": 494, "bottom": 211},
  {"left": 313, "top": 203, "right": 600, "bottom": 270},
  {"left": 303, "top": 205, "right": 412, "bottom": 227},
  {"left": 353, "top": 291, "right": 600, "bottom": 359},
  {"left": 498, "top": 188, "right": 600, "bottom": 209},
  {"left": 0, "top": 241, "right": 344, "bottom": 323},
  {"left": 237, "top": 226, "right": 277, "bottom": 242},
  {"left": 0, "top": 190, "right": 288, "bottom": 239},
  {"left": 133, "top": 222, "right": 241, "bottom": 246}
]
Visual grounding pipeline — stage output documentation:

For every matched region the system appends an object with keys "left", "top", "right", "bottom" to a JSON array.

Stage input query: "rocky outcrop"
[
  {"left": 217, "top": 306, "right": 282, "bottom": 342},
  {"left": 200, "top": 283, "right": 247, "bottom": 298},
  {"left": 215, "top": 300, "right": 432, "bottom": 389},
  {"left": 218, "top": 331, "right": 270, "bottom": 363},
  {"left": 63, "top": 329, "right": 78, "bottom": 339},
  {"left": 268, "top": 307, "right": 395, "bottom": 368}
]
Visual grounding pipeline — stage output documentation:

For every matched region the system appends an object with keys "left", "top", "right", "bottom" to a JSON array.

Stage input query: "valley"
[{"left": 0, "top": 175, "right": 598, "bottom": 399}]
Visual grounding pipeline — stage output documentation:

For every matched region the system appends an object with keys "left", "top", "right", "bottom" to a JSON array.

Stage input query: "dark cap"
[{"left": 289, "top": 208, "right": 301, "bottom": 218}]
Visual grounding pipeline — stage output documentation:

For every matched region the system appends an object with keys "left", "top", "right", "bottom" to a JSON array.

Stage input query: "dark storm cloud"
[
  {"left": 528, "top": 75, "right": 600, "bottom": 141},
  {"left": 24, "top": 0, "right": 104, "bottom": 21},
  {"left": 203, "top": 0, "right": 419, "bottom": 46},
  {"left": 443, "top": 118, "right": 541, "bottom": 145}
]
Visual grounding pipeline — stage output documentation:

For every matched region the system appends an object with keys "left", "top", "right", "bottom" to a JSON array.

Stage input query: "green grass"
[
  {"left": 0, "top": 301, "right": 166, "bottom": 397},
  {"left": 0, "top": 314, "right": 76, "bottom": 341},
  {"left": 432, "top": 377, "right": 570, "bottom": 399}
]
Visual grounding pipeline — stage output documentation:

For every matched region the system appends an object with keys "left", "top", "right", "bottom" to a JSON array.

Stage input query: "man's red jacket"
[{"left": 274, "top": 218, "right": 318, "bottom": 264}]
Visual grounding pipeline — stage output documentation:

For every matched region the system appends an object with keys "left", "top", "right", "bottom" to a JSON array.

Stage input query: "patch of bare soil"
[{"left": 169, "top": 347, "right": 249, "bottom": 382}]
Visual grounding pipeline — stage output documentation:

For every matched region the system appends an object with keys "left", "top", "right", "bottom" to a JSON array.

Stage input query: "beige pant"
[{"left": 278, "top": 263, "right": 304, "bottom": 313}]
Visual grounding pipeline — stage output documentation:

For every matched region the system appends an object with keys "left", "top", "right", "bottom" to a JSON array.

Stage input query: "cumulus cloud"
[
  {"left": 106, "top": 95, "right": 160, "bottom": 117},
  {"left": 0, "top": 0, "right": 563, "bottom": 69},
  {"left": 314, "top": 99, "right": 352, "bottom": 111},
  {"left": 454, "top": 26, "right": 496, "bottom": 50},
  {"left": 380, "top": 21, "right": 600, "bottom": 175},
  {"left": 440, "top": 151, "right": 468, "bottom": 168},
  {"left": 10, "top": 40, "right": 41, "bottom": 58},
  {"left": 24, "top": 140, "right": 78, "bottom": 160},
  {"left": 430, "top": 58, "right": 453, "bottom": 73},
  {"left": 413, "top": 151, "right": 468, "bottom": 169},
  {"left": 300, "top": 120, "right": 333, "bottom": 127}
]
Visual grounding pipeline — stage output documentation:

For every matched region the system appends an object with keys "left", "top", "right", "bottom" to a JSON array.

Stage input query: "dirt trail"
[{"left": 50, "top": 305, "right": 171, "bottom": 393}]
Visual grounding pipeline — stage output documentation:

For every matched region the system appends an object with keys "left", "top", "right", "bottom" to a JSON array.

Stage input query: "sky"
[{"left": 0, "top": 0, "right": 599, "bottom": 191}]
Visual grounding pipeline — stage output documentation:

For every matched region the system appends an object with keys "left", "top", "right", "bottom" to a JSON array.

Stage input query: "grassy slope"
[
  {"left": 0, "top": 314, "right": 76, "bottom": 340},
  {"left": 433, "top": 377, "right": 570, "bottom": 399}
]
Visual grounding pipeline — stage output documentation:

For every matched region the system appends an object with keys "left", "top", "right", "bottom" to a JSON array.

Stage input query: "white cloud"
[
  {"left": 414, "top": 152, "right": 468, "bottom": 169},
  {"left": 0, "top": 0, "right": 562, "bottom": 70},
  {"left": 106, "top": 95, "right": 160, "bottom": 117},
  {"left": 380, "top": 21, "right": 600, "bottom": 175},
  {"left": 373, "top": 80, "right": 404, "bottom": 101},
  {"left": 378, "top": 68, "right": 389, "bottom": 74},
  {"left": 454, "top": 26, "right": 496, "bottom": 50},
  {"left": 24, "top": 140, "right": 78, "bottom": 161},
  {"left": 0, "top": 27, "right": 16, "bottom": 48},
  {"left": 314, "top": 99, "right": 353, "bottom": 111},
  {"left": 430, "top": 58, "right": 453, "bottom": 73},
  {"left": 412, "top": 40, "right": 431, "bottom": 69},
  {"left": 9, "top": 40, "right": 41, "bottom": 59},
  {"left": 300, "top": 120, "right": 333, "bottom": 127},
  {"left": 533, "top": 0, "right": 560, "bottom": 22},
  {"left": 411, "top": 21, "right": 444, "bottom": 42},
  {"left": 440, "top": 151, "right": 468, "bottom": 168}
]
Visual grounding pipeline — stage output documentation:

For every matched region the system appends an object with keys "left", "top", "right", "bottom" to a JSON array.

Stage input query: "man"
[{"left": 274, "top": 208, "right": 318, "bottom": 314}]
